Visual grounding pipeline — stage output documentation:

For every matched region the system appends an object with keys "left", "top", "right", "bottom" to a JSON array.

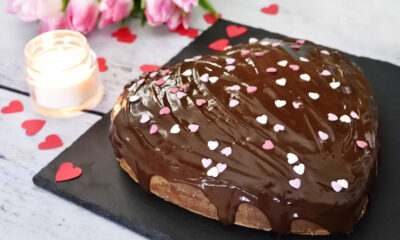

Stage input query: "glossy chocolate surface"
[{"left": 110, "top": 38, "right": 378, "bottom": 234}]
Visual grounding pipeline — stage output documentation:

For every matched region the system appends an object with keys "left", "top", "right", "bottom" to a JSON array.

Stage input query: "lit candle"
[{"left": 24, "top": 30, "right": 103, "bottom": 117}]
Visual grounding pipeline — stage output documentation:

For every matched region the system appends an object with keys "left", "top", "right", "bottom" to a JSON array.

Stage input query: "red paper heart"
[
  {"left": 140, "top": 64, "right": 160, "bottom": 73},
  {"left": 111, "top": 27, "right": 137, "bottom": 43},
  {"left": 261, "top": 4, "right": 279, "bottom": 15},
  {"left": 1, "top": 100, "right": 23, "bottom": 114},
  {"left": 171, "top": 25, "right": 199, "bottom": 38},
  {"left": 21, "top": 119, "right": 45, "bottom": 136},
  {"left": 226, "top": 25, "right": 248, "bottom": 38},
  {"left": 55, "top": 162, "right": 82, "bottom": 182},
  {"left": 208, "top": 39, "right": 230, "bottom": 51},
  {"left": 38, "top": 134, "right": 63, "bottom": 150},
  {"left": 203, "top": 13, "right": 222, "bottom": 24},
  {"left": 97, "top": 57, "right": 108, "bottom": 72}
]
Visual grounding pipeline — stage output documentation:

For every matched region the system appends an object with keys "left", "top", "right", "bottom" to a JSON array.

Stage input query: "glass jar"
[{"left": 24, "top": 30, "right": 103, "bottom": 118}]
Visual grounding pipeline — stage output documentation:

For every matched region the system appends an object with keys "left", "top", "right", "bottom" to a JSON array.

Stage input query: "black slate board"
[{"left": 33, "top": 19, "right": 400, "bottom": 240}]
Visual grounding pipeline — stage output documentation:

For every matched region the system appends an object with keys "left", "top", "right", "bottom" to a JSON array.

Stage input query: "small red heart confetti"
[
  {"left": 203, "top": 13, "right": 222, "bottom": 24},
  {"left": 38, "top": 134, "right": 63, "bottom": 150},
  {"left": 1, "top": 100, "right": 23, "bottom": 114},
  {"left": 111, "top": 27, "right": 137, "bottom": 43},
  {"left": 140, "top": 64, "right": 160, "bottom": 73},
  {"left": 226, "top": 25, "right": 248, "bottom": 38},
  {"left": 208, "top": 39, "right": 230, "bottom": 51},
  {"left": 171, "top": 25, "right": 199, "bottom": 38},
  {"left": 97, "top": 57, "right": 108, "bottom": 72},
  {"left": 261, "top": 4, "right": 279, "bottom": 15},
  {"left": 21, "top": 119, "right": 45, "bottom": 136},
  {"left": 55, "top": 162, "right": 82, "bottom": 182}
]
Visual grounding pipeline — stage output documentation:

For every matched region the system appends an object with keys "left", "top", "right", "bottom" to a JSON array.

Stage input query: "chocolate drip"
[{"left": 109, "top": 38, "right": 378, "bottom": 234}]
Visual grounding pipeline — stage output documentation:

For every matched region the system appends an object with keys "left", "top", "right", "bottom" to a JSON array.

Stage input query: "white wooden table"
[{"left": 1, "top": 0, "right": 399, "bottom": 239}]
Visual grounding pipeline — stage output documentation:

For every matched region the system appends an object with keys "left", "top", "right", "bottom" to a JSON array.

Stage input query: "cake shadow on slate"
[{"left": 109, "top": 37, "right": 378, "bottom": 235}]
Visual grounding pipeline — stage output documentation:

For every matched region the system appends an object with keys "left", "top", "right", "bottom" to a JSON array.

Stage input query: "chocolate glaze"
[{"left": 109, "top": 38, "right": 378, "bottom": 234}]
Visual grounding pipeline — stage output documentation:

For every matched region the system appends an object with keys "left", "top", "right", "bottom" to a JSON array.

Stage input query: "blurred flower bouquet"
[{"left": 7, "top": 0, "right": 217, "bottom": 34}]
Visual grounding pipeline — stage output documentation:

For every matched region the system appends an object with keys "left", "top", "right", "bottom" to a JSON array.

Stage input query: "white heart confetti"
[
  {"left": 275, "top": 78, "right": 286, "bottom": 86},
  {"left": 182, "top": 69, "right": 192, "bottom": 76},
  {"left": 207, "top": 167, "right": 219, "bottom": 177},
  {"left": 256, "top": 114, "right": 268, "bottom": 124},
  {"left": 208, "top": 141, "right": 219, "bottom": 151},
  {"left": 318, "top": 131, "right": 329, "bottom": 141},
  {"left": 209, "top": 76, "right": 219, "bottom": 83},
  {"left": 337, "top": 179, "right": 348, "bottom": 189},
  {"left": 300, "top": 73, "right": 310, "bottom": 81},
  {"left": 140, "top": 114, "right": 150, "bottom": 123},
  {"left": 277, "top": 60, "right": 288, "bottom": 67},
  {"left": 229, "top": 99, "right": 239, "bottom": 108},
  {"left": 249, "top": 37, "right": 258, "bottom": 43},
  {"left": 321, "top": 70, "right": 331, "bottom": 76},
  {"left": 275, "top": 100, "right": 286, "bottom": 108},
  {"left": 201, "top": 158, "right": 212, "bottom": 168},
  {"left": 216, "top": 163, "right": 227, "bottom": 173},
  {"left": 293, "top": 163, "right": 305, "bottom": 175},
  {"left": 226, "top": 58, "right": 235, "bottom": 64},
  {"left": 287, "top": 153, "right": 299, "bottom": 164},
  {"left": 350, "top": 111, "right": 360, "bottom": 119},
  {"left": 330, "top": 81, "right": 340, "bottom": 89},
  {"left": 299, "top": 57, "right": 309, "bottom": 62},
  {"left": 170, "top": 124, "right": 180, "bottom": 134},
  {"left": 340, "top": 115, "right": 351, "bottom": 123},
  {"left": 328, "top": 113, "right": 338, "bottom": 121},
  {"left": 260, "top": 40, "right": 270, "bottom": 46},
  {"left": 308, "top": 92, "right": 320, "bottom": 100},
  {"left": 220, "top": 147, "right": 232, "bottom": 157},
  {"left": 227, "top": 85, "right": 241, "bottom": 91},
  {"left": 199, "top": 73, "right": 209, "bottom": 82}
]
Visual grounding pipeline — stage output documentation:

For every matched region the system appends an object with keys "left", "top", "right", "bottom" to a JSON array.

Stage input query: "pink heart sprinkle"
[
  {"left": 177, "top": 91, "right": 187, "bottom": 99},
  {"left": 296, "top": 39, "right": 305, "bottom": 45},
  {"left": 193, "top": 55, "right": 202, "bottom": 60},
  {"left": 255, "top": 52, "right": 264, "bottom": 57},
  {"left": 188, "top": 124, "right": 199, "bottom": 132},
  {"left": 292, "top": 102, "right": 302, "bottom": 109},
  {"left": 226, "top": 58, "right": 235, "bottom": 64},
  {"left": 273, "top": 124, "right": 285, "bottom": 132},
  {"left": 328, "top": 113, "right": 338, "bottom": 121},
  {"left": 150, "top": 72, "right": 158, "bottom": 78},
  {"left": 318, "top": 131, "right": 329, "bottom": 141},
  {"left": 289, "top": 64, "right": 300, "bottom": 71},
  {"left": 331, "top": 181, "right": 342, "bottom": 192},
  {"left": 321, "top": 70, "right": 331, "bottom": 76},
  {"left": 247, "top": 86, "right": 257, "bottom": 93},
  {"left": 196, "top": 99, "right": 207, "bottom": 106},
  {"left": 291, "top": 45, "right": 301, "bottom": 51},
  {"left": 216, "top": 163, "right": 227, "bottom": 173},
  {"left": 225, "top": 65, "right": 235, "bottom": 71},
  {"left": 201, "top": 158, "right": 212, "bottom": 168},
  {"left": 159, "top": 107, "right": 171, "bottom": 115},
  {"left": 221, "top": 147, "right": 232, "bottom": 156},
  {"left": 321, "top": 50, "right": 330, "bottom": 55},
  {"left": 228, "top": 85, "right": 241, "bottom": 91},
  {"left": 356, "top": 140, "right": 368, "bottom": 149},
  {"left": 155, "top": 79, "right": 166, "bottom": 86},
  {"left": 241, "top": 50, "right": 250, "bottom": 56},
  {"left": 199, "top": 73, "right": 209, "bottom": 82},
  {"left": 140, "top": 114, "right": 150, "bottom": 123},
  {"left": 289, "top": 178, "right": 301, "bottom": 189},
  {"left": 262, "top": 140, "right": 274, "bottom": 150},
  {"left": 180, "top": 84, "right": 188, "bottom": 90},
  {"left": 149, "top": 124, "right": 158, "bottom": 134},
  {"left": 266, "top": 67, "right": 277, "bottom": 73},
  {"left": 229, "top": 99, "right": 239, "bottom": 107},
  {"left": 161, "top": 69, "right": 170, "bottom": 76},
  {"left": 169, "top": 87, "right": 179, "bottom": 94}
]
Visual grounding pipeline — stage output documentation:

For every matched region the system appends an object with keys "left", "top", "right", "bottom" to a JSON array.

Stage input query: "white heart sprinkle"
[
  {"left": 340, "top": 115, "right": 351, "bottom": 123},
  {"left": 140, "top": 114, "right": 150, "bottom": 123},
  {"left": 256, "top": 114, "right": 268, "bottom": 124},
  {"left": 318, "top": 131, "right": 329, "bottom": 141},
  {"left": 328, "top": 113, "right": 338, "bottom": 121},
  {"left": 299, "top": 57, "right": 309, "bottom": 62},
  {"left": 209, "top": 76, "right": 219, "bottom": 83},
  {"left": 293, "top": 163, "right": 305, "bottom": 175},
  {"left": 249, "top": 37, "right": 258, "bottom": 43},
  {"left": 292, "top": 102, "right": 302, "bottom": 109},
  {"left": 321, "top": 50, "right": 330, "bottom": 55},
  {"left": 170, "top": 124, "right": 180, "bottom": 134},
  {"left": 216, "top": 163, "right": 227, "bottom": 173},
  {"left": 225, "top": 65, "right": 235, "bottom": 72},
  {"left": 275, "top": 78, "right": 286, "bottom": 86},
  {"left": 226, "top": 58, "right": 235, "bottom": 64},
  {"left": 182, "top": 69, "right": 192, "bottom": 76},
  {"left": 201, "top": 158, "right": 212, "bottom": 168},
  {"left": 273, "top": 124, "right": 285, "bottom": 132},
  {"left": 208, "top": 141, "right": 219, "bottom": 151},
  {"left": 350, "top": 111, "right": 360, "bottom": 119},
  {"left": 337, "top": 179, "right": 349, "bottom": 189},
  {"left": 321, "top": 70, "right": 331, "bottom": 76},
  {"left": 207, "top": 166, "right": 219, "bottom": 177},
  {"left": 330, "top": 81, "right": 340, "bottom": 89},
  {"left": 277, "top": 60, "right": 288, "bottom": 67},
  {"left": 188, "top": 124, "right": 199, "bottom": 132},
  {"left": 300, "top": 73, "right": 310, "bottom": 81},
  {"left": 227, "top": 85, "right": 241, "bottom": 91},
  {"left": 229, "top": 99, "right": 239, "bottom": 108},
  {"left": 220, "top": 147, "right": 232, "bottom": 157},
  {"left": 177, "top": 91, "right": 187, "bottom": 99},
  {"left": 260, "top": 40, "right": 270, "bottom": 46},
  {"left": 129, "top": 95, "right": 140, "bottom": 102},
  {"left": 275, "top": 100, "right": 286, "bottom": 108},
  {"left": 287, "top": 153, "right": 298, "bottom": 164},
  {"left": 199, "top": 73, "right": 209, "bottom": 82},
  {"left": 308, "top": 92, "right": 320, "bottom": 100}
]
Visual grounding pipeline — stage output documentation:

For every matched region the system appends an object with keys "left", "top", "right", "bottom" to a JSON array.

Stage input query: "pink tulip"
[
  {"left": 172, "top": 0, "right": 198, "bottom": 13},
  {"left": 166, "top": 9, "right": 190, "bottom": 30},
  {"left": 38, "top": 13, "right": 67, "bottom": 34},
  {"left": 7, "top": 0, "right": 63, "bottom": 22},
  {"left": 98, "top": 0, "right": 134, "bottom": 29},
  {"left": 66, "top": 0, "right": 100, "bottom": 34},
  {"left": 144, "top": 0, "right": 175, "bottom": 26}
]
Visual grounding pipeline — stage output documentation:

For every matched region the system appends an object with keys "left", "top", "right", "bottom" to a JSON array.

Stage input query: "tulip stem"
[{"left": 199, "top": 0, "right": 218, "bottom": 18}]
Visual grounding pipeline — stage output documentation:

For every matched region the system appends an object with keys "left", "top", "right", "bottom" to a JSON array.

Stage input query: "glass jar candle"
[{"left": 24, "top": 30, "right": 103, "bottom": 118}]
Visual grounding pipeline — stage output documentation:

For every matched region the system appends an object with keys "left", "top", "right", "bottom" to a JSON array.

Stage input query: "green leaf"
[
  {"left": 141, "top": 0, "right": 146, "bottom": 10},
  {"left": 198, "top": 0, "right": 218, "bottom": 17},
  {"left": 62, "top": 0, "right": 70, "bottom": 12}
]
